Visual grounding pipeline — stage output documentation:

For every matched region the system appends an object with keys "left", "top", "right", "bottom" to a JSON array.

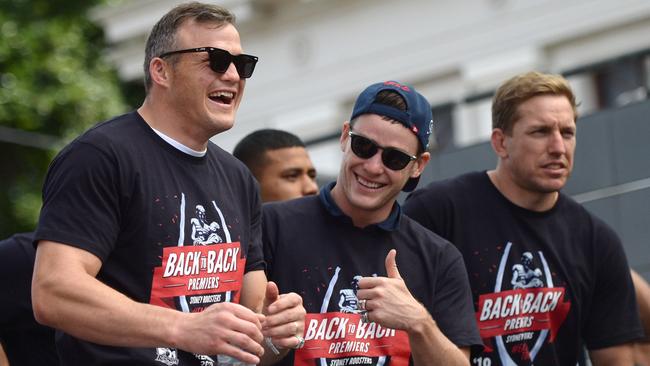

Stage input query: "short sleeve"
[
  {"left": 404, "top": 185, "right": 454, "bottom": 240},
  {"left": 244, "top": 182, "right": 265, "bottom": 273},
  {"left": 583, "top": 221, "right": 644, "bottom": 349},
  {"left": 432, "top": 244, "right": 483, "bottom": 349},
  {"left": 35, "top": 141, "right": 121, "bottom": 261},
  {"left": 261, "top": 202, "right": 278, "bottom": 278}
]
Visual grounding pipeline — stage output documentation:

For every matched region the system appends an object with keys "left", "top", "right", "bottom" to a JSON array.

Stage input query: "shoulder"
[
  {"left": 0, "top": 232, "right": 35, "bottom": 254},
  {"left": 262, "top": 196, "right": 323, "bottom": 243},
  {"left": 396, "top": 215, "right": 468, "bottom": 282},
  {"left": 55, "top": 112, "right": 145, "bottom": 160},
  {"left": 45, "top": 113, "right": 156, "bottom": 185},
  {"left": 407, "top": 171, "right": 485, "bottom": 202},
  {"left": 0, "top": 232, "right": 34, "bottom": 246},
  {"left": 557, "top": 193, "right": 621, "bottom": 246},
  {"left": 403, "top": 171, "right": 488, "bottom": 222},
  {"left": 557, "top": 193, "right": 610, "bottom": 228},
  {"left": 0, "top": 232, "right": 36, "bottom": 272},
  {"left": 209, "top": 143, "right": 254, "bottom": 176},
  {"left": 399, "top": 215, "right": 460, "bottom": 255},
  {"left": 208, "top": 143, "right": 259, "bottom": 184},
  {"left": 208, "top": 142, "right": 241, "bottom": 165},
  {"left": 203, "top": 144, "right": 262, "bottom": 207},
  {"left": 76, "top": 111, "right": 142, "bottom": 145},
  {"left": 263, "top": 195, "right": 321, "bottom": 220}
]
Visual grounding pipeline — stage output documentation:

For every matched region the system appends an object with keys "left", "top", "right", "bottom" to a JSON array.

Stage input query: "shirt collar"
[{"left": 318, "top": 181, "right": 401, "bottom": 231}]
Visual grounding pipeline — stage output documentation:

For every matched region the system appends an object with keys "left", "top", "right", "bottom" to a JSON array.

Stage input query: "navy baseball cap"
[{"left": 350, "top": 80, "right": 433, "bottom": 192}]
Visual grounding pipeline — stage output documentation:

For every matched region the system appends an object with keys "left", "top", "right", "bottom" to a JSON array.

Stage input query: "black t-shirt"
[
  {"left": 0, "top": 232, "right": 59, "bottom": 365},
  {"left": 34, "top": 111, "right": 264, "bottom": 365},
  {"left": 263, "top": 183, "right": 482, "bottom": 366},
  {"left": 403, "top": 171, "right": 644, "bottom": 365}
]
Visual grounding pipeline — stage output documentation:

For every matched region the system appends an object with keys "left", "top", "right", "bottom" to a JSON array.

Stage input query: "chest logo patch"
[
  {"left": 294, "top": 267, "right": 411, "bottom": 366},
  {"left": 475, "top": 242, "right": 571, "bottom": 364}
]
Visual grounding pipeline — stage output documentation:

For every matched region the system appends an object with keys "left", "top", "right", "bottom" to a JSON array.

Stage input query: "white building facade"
[{"left": 93, "top": 0, "right": 650, "bottom": 179}]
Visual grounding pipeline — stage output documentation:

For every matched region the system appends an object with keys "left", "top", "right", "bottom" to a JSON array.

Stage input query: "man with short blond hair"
[{"left": 405, "top": 71, "right": 644, "bottom": 365}]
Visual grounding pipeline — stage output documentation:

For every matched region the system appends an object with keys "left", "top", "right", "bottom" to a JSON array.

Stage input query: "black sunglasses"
[
  {"left": 348, "top": 131, "right": 417, "bottom": 171},
  {"left": 159, "top": 47, "right": 258, "bottom": 79}
]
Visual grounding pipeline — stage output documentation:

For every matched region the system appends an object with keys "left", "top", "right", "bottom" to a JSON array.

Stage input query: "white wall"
[{"left": 94, "top": 0, "right": 650, "bottom": 177}]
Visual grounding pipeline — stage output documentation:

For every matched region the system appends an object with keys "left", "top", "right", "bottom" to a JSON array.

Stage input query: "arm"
[
  {"left": 407, "top": 313, "right": 470, "bottom": 365},
  {"left": 589, "top": 343, "right": 635, "bottom": 366},
  {"left": 631, "top": 270, "right": 650, "bottom": 338},
  {"left": 240, "top": 270, "right": 306, "bottom": 366},
  {"left": 583, "top": 224, "right": 644, "bottom": 361},
  {"left": 631, "top": 270, "right": 650, "bottom": 365},
  {"left": 32, "top": 241, "right": 265, "bottom": 363},
  {"left": 356, "top": 250, "right": 469, "bottom": 366}
]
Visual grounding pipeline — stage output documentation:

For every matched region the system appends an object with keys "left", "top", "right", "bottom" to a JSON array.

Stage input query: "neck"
[
  {"left": 487, "top": 169, "right": 559, "bottom": 212},
  {"left": 138, "top": 98, "right": 209, "bottom": 151},
  {"left": 329, "top": 183, "right": 394, "bottom": 228}
]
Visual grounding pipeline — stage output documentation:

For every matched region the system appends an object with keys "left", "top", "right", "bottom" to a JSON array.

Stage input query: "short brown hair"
[
  {"left": 349, "top": 90, "right": 424, "bottom": 154},
  {"left": 143, "top": 2, "right": 235, "bottom": 93},
  {"left": 492, "top": 71, "right": 578, "bottom": 134}
]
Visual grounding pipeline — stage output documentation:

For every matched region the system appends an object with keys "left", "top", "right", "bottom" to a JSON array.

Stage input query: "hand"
[
  {"left": 262, "top": 281, "right": 306, "bottom": 350},
  {"left": 175, "top": 301, "right": 265, "bottom": 364},
  {"left": 356, "top": 249, "right": 430, "bottom": 332}
]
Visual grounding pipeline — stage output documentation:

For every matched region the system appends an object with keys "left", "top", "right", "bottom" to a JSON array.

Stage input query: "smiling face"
[
  {"left": 331, "top": 115, "right": 429, "bottom": 227},
  {"left": 492, "top": 94, "right": 576, "bottom": 209},
  {"left": 165, "top": 20, "right": 246, "bottom": 140}
]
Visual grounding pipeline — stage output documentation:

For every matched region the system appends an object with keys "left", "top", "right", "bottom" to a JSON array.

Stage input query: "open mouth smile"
[
  {"left": 355, "top": 173, "right": 386, "bottom": 190},
  {"left": 208, "top": 91, "right": 234, "bottom": 105}
]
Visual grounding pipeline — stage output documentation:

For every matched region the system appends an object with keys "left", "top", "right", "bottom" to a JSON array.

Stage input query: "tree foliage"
[{"left": 0, "top": 0, "right": 128, "bottom": 237}]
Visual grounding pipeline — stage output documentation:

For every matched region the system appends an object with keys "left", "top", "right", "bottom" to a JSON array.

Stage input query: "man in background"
[
  {"left": 0, "top": 233, "right": 58, "bottom": 366},
  {"left": 234, "top": 129, "right": 318, "bottom": 202},
  {"left": 404, "top": 71, "right": 644, "bottom": 365}
]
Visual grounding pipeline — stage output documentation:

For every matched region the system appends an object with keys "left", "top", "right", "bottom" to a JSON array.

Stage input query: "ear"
[
  {"left": 149, "top": 57, "right": 172, "bottom": 88},
  {"left": 410, "top": 151, "right": 430, "bottom": 179},
  {"left": 340, "top": 121, "right": 351, "bottom": 152},
  {"left": 491, "top": 128, "right": 508, "bottom": 159}
]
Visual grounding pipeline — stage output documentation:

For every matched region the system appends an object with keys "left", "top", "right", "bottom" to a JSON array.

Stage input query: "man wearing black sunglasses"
[
  {"left": 31, "top": 2, "right": 304, "bottom": 365},
  {"left": 262, "top": 81, "right": 482, "bottom": 365}
]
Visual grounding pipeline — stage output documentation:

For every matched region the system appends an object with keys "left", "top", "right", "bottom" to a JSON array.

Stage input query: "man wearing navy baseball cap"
[{"left": 262, "top": 80, "right": 482, "bottom": 365}]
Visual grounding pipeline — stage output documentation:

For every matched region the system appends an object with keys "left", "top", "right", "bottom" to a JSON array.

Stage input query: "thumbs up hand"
[
  {"left": 356, "top": 249, "right": 430, "bottom": 333},
  {"left": 262, "top": 281, "right": 280, "bottom": 311},
  {"left": 261, "top": 281, "right": 306, "bottom": 352},
  {"left": 384, "top": 248, "right": 402, "bottom": 279}
]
